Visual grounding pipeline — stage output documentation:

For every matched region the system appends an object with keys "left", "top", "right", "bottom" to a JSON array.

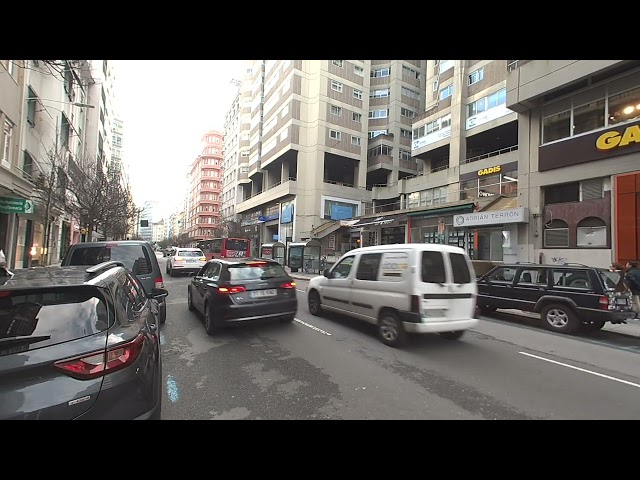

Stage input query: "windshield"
[
  {"left": 228, "top": 262, "right": 287, "bottom": 281},
  {"left": 226, "top": 239, "right": 248, "bottom": 251},
  {"left": 178, "top": 250, "right": 204, "bottom": 257},
  {"left": 598, "top": 269, "right": 625, "bottom": 291},
  {"left": 0, "top": 287, "right": 110, "bottom": 356},
  {"left": 66, "top": 245, "right": 153, "bottom": 275}
]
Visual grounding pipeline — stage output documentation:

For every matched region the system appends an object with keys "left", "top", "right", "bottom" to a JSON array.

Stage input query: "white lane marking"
[
  {"left": 294, "top": 318, "right": 332, "bottom": 336},
  {"left": 519, "top": 351, "right": 640, "bottom": 389}
]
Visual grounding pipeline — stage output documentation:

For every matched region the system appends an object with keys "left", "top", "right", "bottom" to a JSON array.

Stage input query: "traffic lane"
[
  {"left": 293, "top": 280, "right": 640, "bottom": 419},
  {"left": 158, "top": 273, "right": 483, "bottom": 419}
]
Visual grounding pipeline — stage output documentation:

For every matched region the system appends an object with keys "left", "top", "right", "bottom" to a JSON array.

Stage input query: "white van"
[{"left": 306, "top": 243, "right": 478, "bottom": 347}]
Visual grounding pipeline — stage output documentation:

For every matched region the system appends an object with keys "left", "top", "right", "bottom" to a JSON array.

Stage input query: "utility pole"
[{"left": 42, "top": 116, "right": 58, "bottom": 266}]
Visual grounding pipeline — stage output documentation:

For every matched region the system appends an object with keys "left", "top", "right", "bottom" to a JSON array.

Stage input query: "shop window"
[
  {"left": 544, "top": 182, "right": 579, "bottom": 205},
  {"left": 421, "top": 251, "right": 446, "bottom": 284},
  {"left": 542, "top": 110, "right": 571, "bottom": 143},
  {"left": 544, "top": 219, "right": 569, "bottom": 248},
  {"left": 572, "top": 99, "right": 605, "bottom": 135},
  {"left": 580, "top": 178, "right": 603, "bottom": 201},
  {"left": 356, "top": 253, "right": 382, "bottom": 281},
  {"left": 608, "top": 86, "right": 640, "bottom": 126},
  {"left": 576, "top": 217, "right": 607, "bottom": 247}
]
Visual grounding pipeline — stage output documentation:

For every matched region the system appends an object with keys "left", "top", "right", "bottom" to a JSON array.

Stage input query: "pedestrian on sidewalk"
[{"left": 624, "top": 261, "right": 640, "bottom": 318}]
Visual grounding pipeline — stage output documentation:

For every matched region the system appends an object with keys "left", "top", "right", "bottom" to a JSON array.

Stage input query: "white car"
[{"left": 166, "top": 248, "right": 207, "bottom": 277}]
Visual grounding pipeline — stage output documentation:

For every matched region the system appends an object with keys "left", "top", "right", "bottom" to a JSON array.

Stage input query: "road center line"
[
  {"left": 294, "top": 318, "right": 332, "bottom": 336},
  {"left": 519, "top": 351, "right": 640, "bottom": 389}
]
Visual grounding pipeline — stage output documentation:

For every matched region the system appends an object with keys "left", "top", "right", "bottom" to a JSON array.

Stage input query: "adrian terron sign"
[{"left": 453, "top": 207, "right": 528, "bottom": 227}]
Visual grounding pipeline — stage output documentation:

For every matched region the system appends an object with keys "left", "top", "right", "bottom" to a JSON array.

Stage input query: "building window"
[
  {"left": 354, "top": 65, "right": 364, "bottom": 76},
  {"left": 401, "top": 86, "right": 420, "bottom": 100},
  {"left": 467, "top": 88, "right": 507, "bottom": 118},
  {"left": 402, "top": 65, "right": 420, "bottom": 80},
  {"left": 353, "top": 89, "right": 363, "bottom": 100},
  {"left": 576, "top": 217, "right": 607, "bottom": 247},
  {"left": 330, "top": 105, "right": 342, "bottom": 116},
  {"left": 352, "top": 112, "right": 362, "bottom": 123},
  {"left": 60, "top": 115, "right": 70, "bottom": 148},
  {"left": 370, "top": 88, "right": 390, "bottom": 98},
  {"left": 544, "top": 220, "right": 570, "bottom": 248},
  {"left": 324, "top": 199, "right": 358, "bottom": 220},
  {"left": 331, "top": 80, "right": 343, "bottom": 93},
  {"left": 368, "top": 130, "right": 387, "bottom": 138},
  {"left": 544, "top": 182, "right": 579, "bottom": 205},
  {"left": 468, "top": 68, "right": 484, "bottom": 85},
  {"left": 400, "top": 107, "right": 416, "bottom": 118},
  {"left": 329, "top": 130, "right": 341, "bottom": 140},
  {"left": 399, "top": 149, "right": 413, "bottom": 161},
  {"left": 369, "top": 109, "right": 389, "bottom": 119},
  {"left": 433, "top": 80, "right": 439, "bottom": 92},
  {"left": 367, "top": 144, "right": 392, "bottom": 158},
  {"left": 332, "top": 60, "right": 343, "bottom": 68},
  {"left": 439, "top": 84, "right": 454, "bottom": 100},
  {"left": 400, "top": 128, "right": 412, "bottom": 139},
  {"left": 2, "top": 120, "right": 14, "bottom": 165},
  {"left": 351, "top": 136, "right": 361, "bottom": 146},
  {"left": 371, "top": 67, "right": 390, "bottom": 78}
]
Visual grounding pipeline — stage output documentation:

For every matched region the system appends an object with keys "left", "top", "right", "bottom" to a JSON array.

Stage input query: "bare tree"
[{"left": 219, "top": 216, "right": 245, "bottom": 238}]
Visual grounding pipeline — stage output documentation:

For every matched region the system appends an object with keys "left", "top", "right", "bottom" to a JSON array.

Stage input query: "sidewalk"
[{"left": 286, "top": 267, "right": 640, "bottom": 339}]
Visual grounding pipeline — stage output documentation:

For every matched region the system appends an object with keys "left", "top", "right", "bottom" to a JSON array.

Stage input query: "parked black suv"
[
  {"left": 0, "top": 261, "right": 167, "bottom": 419},
  {"left": 476, "top": 263, "right": 634, "bottom": 335},
  {"left": 62, "top": 241, "right": 167, "bottom": 324}
]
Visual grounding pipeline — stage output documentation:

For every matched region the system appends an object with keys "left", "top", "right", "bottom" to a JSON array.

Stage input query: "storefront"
[
  {"left": 407, "top": 202, "right": 476, "bottom": 249},
  {"left": 453, "top": 201, "right": 528, "bottom": 262},
  {"left": 259, "top": 203, "right": 280, "bottom": 246},
  {"left": 459, "top": 161, "right": 518, "bottom": 201},
  {"left": 241, "top": 210, "right": 261, "bottom": 258},
  {"left": 351, "top": 214, "right": 406, "bottom": 246}
]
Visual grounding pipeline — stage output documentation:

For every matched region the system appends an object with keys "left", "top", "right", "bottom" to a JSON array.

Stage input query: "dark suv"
[
  {"left": 187, "top": 258, "right": 298, "bottom": 335},
  {"left": 476, "top": 263, "right": 634, "bottom": 335},
  {"left": 0, "top": 261, "right": 168, "bottom": 420},
  {"left": 62, "top": 240, "right": 167, "bottom": 324}
]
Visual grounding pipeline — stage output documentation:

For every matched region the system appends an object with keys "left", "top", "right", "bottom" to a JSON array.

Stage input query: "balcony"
[
  {"left": 367, "top": 154, "right": 393, "bottom": 172},
  {"left": 506, "top": 60, "right": 628, "bottom": 113},
  {"left": 236, "top": 177, "right": 298, "bottom": 213}
]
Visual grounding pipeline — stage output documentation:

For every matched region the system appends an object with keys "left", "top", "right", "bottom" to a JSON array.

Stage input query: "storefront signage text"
[
  {"left": 596, "top": 125, "right": 640, "bottom": 151},
  {"left": 454, "top": 207, "right": 528, "bottom": 227},
  {"left": 0, "top": 197, "right": 34, "bottom": 214},
  {"left": 477, "top": 165, "right": 501, "bottom": 176}
]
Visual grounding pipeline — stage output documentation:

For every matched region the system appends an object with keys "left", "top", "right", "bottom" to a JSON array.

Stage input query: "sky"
[{"left": 112, "top": 60, "right": 246, "bottom": 221}]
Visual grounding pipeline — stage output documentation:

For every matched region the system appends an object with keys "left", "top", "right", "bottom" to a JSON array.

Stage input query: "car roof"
[
  {"left": 212, "top": 257, "right": 278, "bottom": 265},
  {"left": 68, "top": 240, "right": 152, "bottom": 247},
  {"left": 0, "top": 264, "right": 123, "bottom": 290},
  {"left": 177, "top": 247, "right": 201, "bottom": 250},
  {"left": 345, "top": 243, "right": 466, "bottom": 255},
  {"left": 497, "top": 263, "right": 596, "bottom": 269}
]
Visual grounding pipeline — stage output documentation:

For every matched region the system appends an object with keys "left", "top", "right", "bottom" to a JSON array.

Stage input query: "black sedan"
[{"left": 187, "top": 258, "right": 298, "bottom": 335}]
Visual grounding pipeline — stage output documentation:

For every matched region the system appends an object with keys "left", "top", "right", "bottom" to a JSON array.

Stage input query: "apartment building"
[
  {"left": 187, "top": 131, "right": 223, "bottom": 241},
  {"left": 151, "top": 219, "right": 166, "bottom": 243},
  {"left": 233, "top": 60, "right": 428, "bottom": 257},
  {"left": 507, "top": 60, "right": 640, "bottom": 267}
]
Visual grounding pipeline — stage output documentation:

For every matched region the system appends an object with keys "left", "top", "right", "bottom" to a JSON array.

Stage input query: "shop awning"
[
  {"left": 479, "top": 195, "right": 519, "bottom": 212},
  {"left": 351, "top": 214, "right": 402, "bottom": 227},
  {"left": 406, "top": 202, "right": 475, "bottom": 218}
]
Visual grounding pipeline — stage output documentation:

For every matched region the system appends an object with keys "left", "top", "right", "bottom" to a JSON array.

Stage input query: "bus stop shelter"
[
  {"left": 260, "top": 241, "right": 286, "bottom": 265},
  {"left": 287, "top": 240, "right": 321, "bottom": 274}
]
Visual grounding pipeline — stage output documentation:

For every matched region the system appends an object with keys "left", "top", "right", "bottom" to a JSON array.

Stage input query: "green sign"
[{"left": 0, "top": 197, "right": 34, "bottom": 214}]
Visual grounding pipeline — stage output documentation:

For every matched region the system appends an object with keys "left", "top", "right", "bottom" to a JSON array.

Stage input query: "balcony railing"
[
  {"left": 461, "top": 145, "right": 518, "bottom": 165},
  {"left": 507, "top": 60, "right": 531, "bottom": 72},
  {"left": 323, "top": 179, "right": 355, "bottom": 188},
  {"left": 240, "top": 176, "right": 297, "bottom": 201}
]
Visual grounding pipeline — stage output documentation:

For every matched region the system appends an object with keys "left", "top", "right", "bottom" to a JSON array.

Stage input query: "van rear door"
[
  {"left": 444, "top": 251, "right": 477, "bottom": 321},
  {"left": 419, "top": 250, "right": 455, "bottom": 321}
]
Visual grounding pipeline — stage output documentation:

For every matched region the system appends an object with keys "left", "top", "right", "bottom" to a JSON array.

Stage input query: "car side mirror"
[
  {"left": 150, "top": 287, "right": 169, "bottom": 300},
  {"left": 324, "top": 269, "right": 331, "bottom": 278}
]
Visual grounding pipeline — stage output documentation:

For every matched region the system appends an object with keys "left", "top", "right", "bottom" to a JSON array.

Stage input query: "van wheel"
[
  {"left": 378, "top": 311, "right": 407, "bottom": 348},
  {"left": 439, "top": 330, "right": 465, "bottom": 340},
  {"left": 308, "top": 290, "right": 323, "bottom": 316},
  {"left": 541, "top": 303, "right": 580, "bottom": 335}
]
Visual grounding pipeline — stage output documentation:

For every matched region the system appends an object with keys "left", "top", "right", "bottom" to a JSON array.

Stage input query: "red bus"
[{"left": 197, "top": 238, "right": 250, "bottom": 260}]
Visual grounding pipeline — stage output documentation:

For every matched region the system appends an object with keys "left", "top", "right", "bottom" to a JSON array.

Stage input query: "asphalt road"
[{"left": 156, "top": 255, "right": 640, "bottom": 420}]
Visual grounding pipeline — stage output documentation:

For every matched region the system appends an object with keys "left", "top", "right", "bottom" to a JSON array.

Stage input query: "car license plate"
[
  {"left": 251, "top": 289, "right": 277, "bottom": 298},
  {"left": 186, "top": 259, "right": 197, "bottom": 263},
  {"left": 616, "top": 298, "right": 629, "bottom": 305}
]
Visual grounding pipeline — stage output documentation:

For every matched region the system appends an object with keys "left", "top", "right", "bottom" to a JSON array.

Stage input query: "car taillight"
[
  {"left": 155, "top": 277, "right": 164, "bottom": 289},
  {"left": 174, "top": 256, "right": 183, "bottom": 262},
  {"left": 199, "top": 257, "right": 206, "bottom": 261},
  {"left": 599, "top": 296, "right": 609, "bottom": 310},
  {"left": 218, "top": 286, "right": 247, "bottom": 294},
  {"left": 411, "top": 294, "right": 421, "bottom": 314},
  {"left": 53, "top": 334, "right": 145, "bottom": 380},
  {"left": 280, "top": 282, "right": 296, "bottom": 289}
]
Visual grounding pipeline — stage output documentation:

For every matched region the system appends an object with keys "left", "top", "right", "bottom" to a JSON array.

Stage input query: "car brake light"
[
  {"left": 411, "top": 294, "right": 421, "bottom": 313},
  {"left": 155, "top": 277, "right": 164, "bottom": 289},
  {"left": 599, "top": 296, "right": 609, "bottom": 310},
  {"left": 246, "top": 261, "right": 267, "bottom": 265},
  {"left": 280, "top": 282, "right": 296, "bottom": 289},
  {"left": 199, "top": 257, "right": 206, "bottom": 261},
  {"left": 174, "top": 256, "right": 183, "bottom": 261},
  {"left": 218, "top": 286, "right": 247, "bottom": 294},
  {"left": 53, "top": 334, "right": 145, "bottom": 380},
  {"left": 0, "top": 291, "right": 11, "bottom": 298}
]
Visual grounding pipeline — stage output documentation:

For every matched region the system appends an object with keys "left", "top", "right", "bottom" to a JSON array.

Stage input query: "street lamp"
[{"left": 25, "top": 97, "right": 95, "bottom": 109}]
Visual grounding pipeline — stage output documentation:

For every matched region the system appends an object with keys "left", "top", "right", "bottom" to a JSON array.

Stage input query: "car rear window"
[
  {"left": 67, "top": 245, "right": 153, "bottom": 275},
  {"left": 449, "top": 252, "right": 472, "bottom": 284},
  {"left": 228, "top": 261, "right": 287, "bottom": 281},
  {"left": 178, "top": 250, "right": 204, "bottom": 257},
  {"left": 0, "top": 286, "right": 110, "bottom": 357},
  {"left": 421, "top": 251, "right": 446, "bottom": 284},
  {"left": 598, "top": 269, "right": 624, "bottom": 291}
]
